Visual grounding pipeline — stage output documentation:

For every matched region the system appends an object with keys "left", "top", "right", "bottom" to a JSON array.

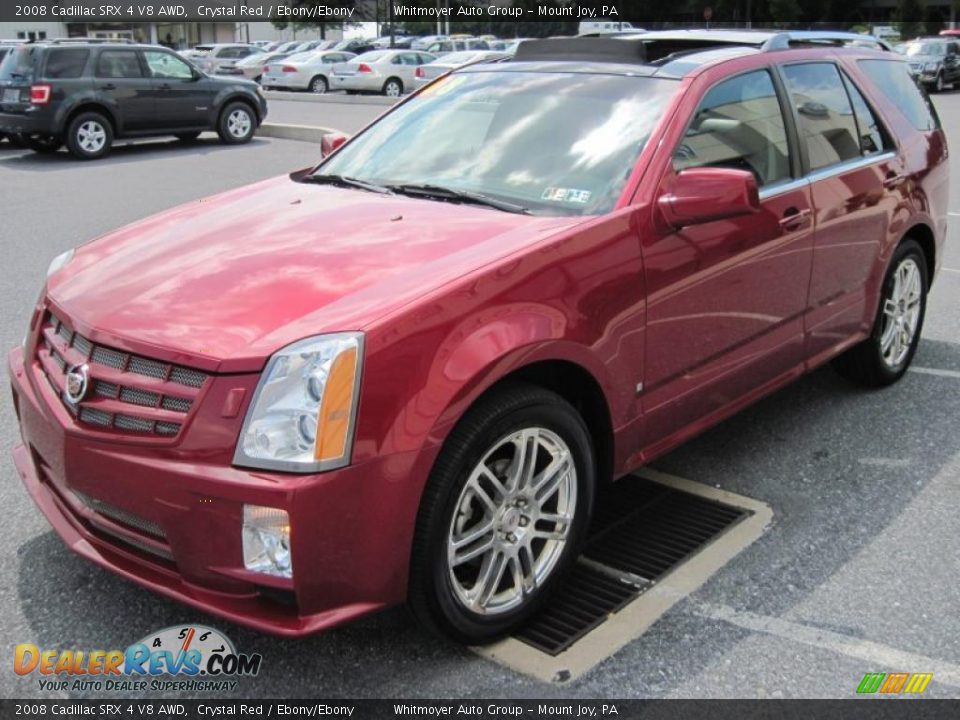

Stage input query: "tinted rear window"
[
  {"left": 44, "top": 48, "right": 89, "bottom": 79},
  {"left": 857, "top": 59, "right": 939, "bottom": 131},
  {"left": 0, "top": 46, "right": 38, "bottom": 80}
]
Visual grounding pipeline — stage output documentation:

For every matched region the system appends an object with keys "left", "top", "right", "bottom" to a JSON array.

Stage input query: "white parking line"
[
  {"left": 910, "top": 366, "right": 960, "bottom": 379},
  {"left": 943, "top": 267, "right": 960, "bottom": 275},
  {"left": 949, "top": 211, "right": 960, "bottom": 217},
  {"left": 693, "top": 602, "right": 960, "bottom": 688}
]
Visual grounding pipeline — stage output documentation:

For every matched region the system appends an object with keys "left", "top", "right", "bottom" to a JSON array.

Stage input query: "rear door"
[
  {"left": 778, "top": 62, "right": 900, "bottom": 364},
  {"left": 93, "top": 49, "right": 154, "bottom": 132},
  {"left": 143, "top": 50, "right": 213, "bottom": 129},
  {"left": 642, "top": 68, "right": 815, "bottom": 451}
]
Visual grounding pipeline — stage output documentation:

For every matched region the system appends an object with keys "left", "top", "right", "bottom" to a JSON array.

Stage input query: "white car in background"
[
  {"left": 189, "top": 44, "right": 260, "bottom": 74},
  {"left": 262, "top": 50, "right": 358, "bottom": 93},
  {"left": 413, "top": 50, "right": 508, "bottom": 88},
  {"left": 331, "top": 50, "right": 436, "bottom": 97}
]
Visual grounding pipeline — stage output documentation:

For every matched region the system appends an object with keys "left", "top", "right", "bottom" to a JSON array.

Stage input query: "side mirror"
[
  {"left": 320, "top": 132, "right": 349, "bottom": 158},
  {"left": 658, "top": 167, "right": 760, "bottom": 229}
]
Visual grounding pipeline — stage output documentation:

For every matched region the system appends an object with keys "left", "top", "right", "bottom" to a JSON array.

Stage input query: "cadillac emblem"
[{"left": 64, "top": 363, "right": 90, "bottom": 405}]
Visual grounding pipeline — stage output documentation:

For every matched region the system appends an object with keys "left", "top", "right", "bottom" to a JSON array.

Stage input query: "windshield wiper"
[
  {"left": 387, "top": 183, "right": 531, "bottom": 215},
  {"left": 302, "top": 173, "right": 393, "bottom": 195}
]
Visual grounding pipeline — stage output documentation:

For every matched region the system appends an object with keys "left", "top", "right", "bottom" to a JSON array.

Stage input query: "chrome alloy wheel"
[
  {"left": 447, "top": 427, "right": 576, "bottom": 616},
  {"left": 77, "top": 121, "right": 106, "bottom": 154},
  {"left": 880, "top": 257, "right": 922, "bottom": 368},
  {"left": 227, "top": 108, "right": 252, "bottom": 138}
]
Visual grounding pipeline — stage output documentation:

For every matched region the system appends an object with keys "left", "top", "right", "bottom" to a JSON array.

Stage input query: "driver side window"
[
  {"left": 674, "top": 70, "right": 792, "bottom": 187},
  {"left": 143, "top": 51, "right": 193, "bottom": 80}
]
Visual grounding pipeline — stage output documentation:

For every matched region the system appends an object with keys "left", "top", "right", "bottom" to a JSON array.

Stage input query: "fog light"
[{"left": 242, "top": 505, "right": 292, "bottom": 578}]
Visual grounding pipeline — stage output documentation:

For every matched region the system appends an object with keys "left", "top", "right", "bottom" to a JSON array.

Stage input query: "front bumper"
[{"left": 9, "top": 343, "right": 420, "bottom": 636}]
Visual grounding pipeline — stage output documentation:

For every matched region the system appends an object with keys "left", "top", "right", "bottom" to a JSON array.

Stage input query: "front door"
[
  {"left": 642, "top": 68, "right": 815, "bottom": 454},
  {"left": 92, "top": 49, "right": 154, "bottom": 132},
  {"left": 143, "top": 50, "right": 213, "bottom": 129}
]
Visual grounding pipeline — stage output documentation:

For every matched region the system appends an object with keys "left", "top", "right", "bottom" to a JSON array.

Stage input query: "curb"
[
  {"left": 262, "top": 90, "right": 397, "bottom": 107},
  {"left": 257, "top": 123, "right": 339, "bottom": 143}
]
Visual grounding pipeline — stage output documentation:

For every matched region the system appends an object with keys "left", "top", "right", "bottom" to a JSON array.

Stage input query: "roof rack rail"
[
  {"left": 761, "top": 31, "right": 891, "bottom": 52},
  {"left": 48, "top": 37, "right": 135, "bottom": 45}
]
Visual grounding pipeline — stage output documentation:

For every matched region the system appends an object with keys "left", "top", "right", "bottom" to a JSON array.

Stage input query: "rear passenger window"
[
  {"left": 858, "top": 59, "right": 939, "bottom": 131},
  {"left": 96, "top": 50, "right": 143, "bottom": 79},
  {"left": 840, "top": 73, "right": 891, "bottom": 155},
  {"left": 44, "top": 49, "right": 89, "bottom": 79},
  {"left": 781, "top": 63, "right": 860, "bottom": 171},
  {"left": 674, "top": 70, "right": 792, "bottom": 187}
]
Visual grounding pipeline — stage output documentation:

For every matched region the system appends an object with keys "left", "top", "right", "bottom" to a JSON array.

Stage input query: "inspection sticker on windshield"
[{"left": 542, "top": 187, "right": 592, "bottom": 204}]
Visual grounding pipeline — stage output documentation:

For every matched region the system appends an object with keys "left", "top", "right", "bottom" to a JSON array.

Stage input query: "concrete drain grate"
[
  {"left": 475, "top": 468, "right": 772, "bottom": 681},
  {"left": 515, "top": 476, "right": 751, "bottom": 655}
]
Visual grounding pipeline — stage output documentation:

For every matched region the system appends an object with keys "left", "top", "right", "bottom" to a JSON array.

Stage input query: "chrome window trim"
[
  {"left": 758, "top": 177, "right": 810, "bottom": 200},
  {"left": 806, "top": 150, "right": 897, "bottom": 183},
  {"left": 758, "top": 150, "right": 896, "bottom": 200}
]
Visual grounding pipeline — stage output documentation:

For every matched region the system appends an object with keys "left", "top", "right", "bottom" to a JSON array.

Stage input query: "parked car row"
[{"left": 0, "top": 39, "right": 266, "bottom": 159}]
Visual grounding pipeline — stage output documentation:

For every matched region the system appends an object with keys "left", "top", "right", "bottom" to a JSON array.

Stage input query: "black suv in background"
[
  {"left": 902, "top": 37, "right": 960, "bottom": 92},
  {"left": 0, "top": 39, "right": 268, "bottom": 159}
]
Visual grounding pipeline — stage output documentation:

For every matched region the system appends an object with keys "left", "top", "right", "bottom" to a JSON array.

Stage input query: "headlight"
[
  {"left": 46, "top": 248, "right": 75, "bottom": 278},
  {"left": 925, "top": 62, "right": 939, "bottom": 72},
  {"left": 233, "top": 333, "right": 363, "bottom": 472}
]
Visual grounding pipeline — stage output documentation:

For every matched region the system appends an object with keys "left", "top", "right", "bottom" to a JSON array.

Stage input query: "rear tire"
[
  {"left": 309, "top": 75, "right": 328, "bottom": 94},
  {"left": 832, "top": 238, "right": 928, "bottom": 387},
  {"left": 217, "top": 102, "right": 256, "bottom": 145},
  {"left": 408, "top": 382, "right": 595, "bottom": 644},
  {"left": 382, "top": 78, "right": 403, "bottom": 97},
  {"left": 23, "top": 134, "right": 62, "bottom": 154},
  {"left": 65, "top": 112, "right": 112, "bottom": 160}
]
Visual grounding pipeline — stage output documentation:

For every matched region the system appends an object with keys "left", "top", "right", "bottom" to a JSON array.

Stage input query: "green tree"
[{"left": 768, "top": 0, "right": 802, "bottom": 25}]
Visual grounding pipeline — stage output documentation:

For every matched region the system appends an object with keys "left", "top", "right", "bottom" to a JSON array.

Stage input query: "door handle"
[
  {"left": 100, "top": 83, "right": 116, "bottom": 90},
  {"left": 884, "top": 171, "right": 907, "bottom": 188},
  {"left": 158, "top": 83, "right": 172, "bottom": 91},
  {"left": 779, "top": 207, "right": 811, "bottom": 231}
]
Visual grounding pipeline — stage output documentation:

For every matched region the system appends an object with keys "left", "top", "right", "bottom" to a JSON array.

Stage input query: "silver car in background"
[
  {"left": 219, "top": 51, "right": 293, "bottom": 83},
  {"left": 413, "top": 50, "right": 509, "bottom": 88},
  {"left": 331, "top": 50, "right": 436, "bottom": 97},
  {"left": 189, "top": 44, "right": 260, "bottom": 75},
  {"left": 262, "top": 50, "right": 358, "bottom": 93}
]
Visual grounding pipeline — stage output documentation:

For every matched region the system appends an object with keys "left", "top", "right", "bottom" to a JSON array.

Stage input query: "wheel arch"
[
  {"left": 218, "top": 93, "right": 261, "bottom": 123},
  {"left": 901, "top": 221, "right": 937, "bottom": 285},
  {"left": 61, "top": 102, "right": 117, "bottom": 137}
]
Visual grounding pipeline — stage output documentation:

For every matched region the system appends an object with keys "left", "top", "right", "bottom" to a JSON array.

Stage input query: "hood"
[{"left": 48, "top": 176, "right": 579, "bottom": 372}]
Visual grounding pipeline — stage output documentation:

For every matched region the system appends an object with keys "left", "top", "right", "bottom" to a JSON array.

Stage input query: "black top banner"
[{"left": 0, "top": 1, "right": 939, "bottom": 24}]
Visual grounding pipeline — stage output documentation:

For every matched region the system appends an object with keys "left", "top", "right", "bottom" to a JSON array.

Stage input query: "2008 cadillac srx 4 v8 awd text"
[{"left": 8, "top": 32, "right": 948, "bottom": 643}]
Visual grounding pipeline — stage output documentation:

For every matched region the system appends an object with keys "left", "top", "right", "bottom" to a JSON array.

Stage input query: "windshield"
[
  {"left": 906, "top": 42, "right": 946, "bottom": 56},
  {"left": 317, "top": 70, "right": 675, "bottom": 216}
]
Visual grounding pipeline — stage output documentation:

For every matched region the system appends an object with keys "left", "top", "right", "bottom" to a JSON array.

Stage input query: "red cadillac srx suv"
[{"left": 8, "top": 31, "right": 949, "bottom": 643}]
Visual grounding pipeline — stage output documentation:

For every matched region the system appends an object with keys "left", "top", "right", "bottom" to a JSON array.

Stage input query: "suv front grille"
[{"left": 35, "top": 311, "right": 208, "bottom": 438}]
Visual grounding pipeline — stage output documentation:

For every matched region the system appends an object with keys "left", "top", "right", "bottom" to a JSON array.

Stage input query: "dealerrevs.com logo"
[{"left": 14, "top": 625, "right": 262, "bottom": 693}]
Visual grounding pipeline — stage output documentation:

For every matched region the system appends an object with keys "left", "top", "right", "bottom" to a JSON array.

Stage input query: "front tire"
[
  {"left": 65, "top": 113, "right": 112, "bottom": 160},
  {"left": 217, "top": 102, "right": 255, "bottom": 144},
  {"left": 409, "top": 383, "right": 594, "bottom": 644},
  {"left": 934, "top": 72, "right": 946, "bottom": 93},
  {"left": 833, "top": 238, "right": 928, "bottom": 387}
]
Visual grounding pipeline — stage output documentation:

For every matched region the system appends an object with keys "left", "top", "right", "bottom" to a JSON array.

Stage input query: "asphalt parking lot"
[{"left": 1, "top": 91, "right": 959, "bottom": 700}]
